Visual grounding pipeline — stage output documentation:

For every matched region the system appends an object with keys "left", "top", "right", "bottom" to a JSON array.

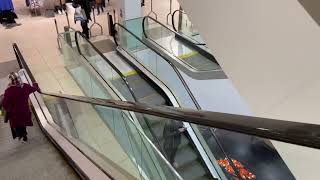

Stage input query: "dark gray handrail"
[
  {"left": 39, "top": 91, "right": 320, "bottom": 150},
  {"left": 172, "top": 10, "right": 190, "bottom": 33}
]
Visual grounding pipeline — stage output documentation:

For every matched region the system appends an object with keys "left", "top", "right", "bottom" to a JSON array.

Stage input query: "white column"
[{"left": 115, "top": 0, "right": 142, "bottom": 22}]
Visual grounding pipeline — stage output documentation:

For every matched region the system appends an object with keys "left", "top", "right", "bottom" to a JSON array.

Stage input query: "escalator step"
[
  {"left": 138, "top": 93, "right": 166, "bottom": 105},
  {"left": 177, "top": 160, "right": 208, "bottom": 180},
  {"left": 175, "top": 146, "right": 198, "bottom": 168}
]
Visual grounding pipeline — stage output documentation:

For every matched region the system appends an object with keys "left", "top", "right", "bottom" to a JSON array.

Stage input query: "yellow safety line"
[
  {"left": 123, "top": 70, "right": 137, "bottom": 77},
  {"left": 178, "top": 51, "right": 199, "bottom": 60},
  {"left": 111, "top": 70, "right": 137, "bottom": 81}
]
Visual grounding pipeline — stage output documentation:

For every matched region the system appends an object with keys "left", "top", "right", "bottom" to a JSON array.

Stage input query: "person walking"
[
  {"left": 0, "top": 0, "right": 20, "bottom": 27},
  {"left": 2, "top": 72, "right": 40, "bottom": 141},
  {"left": 163, "top": 120, "right": 186, "bottom": 167},
  {"left": 73, "top": 0, "right": 91, "bottom": 39}
]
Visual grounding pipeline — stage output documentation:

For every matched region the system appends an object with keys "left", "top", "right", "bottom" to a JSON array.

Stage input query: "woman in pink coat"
[{"left": 2, "top": 72, "right": 39, "bottom": 141}]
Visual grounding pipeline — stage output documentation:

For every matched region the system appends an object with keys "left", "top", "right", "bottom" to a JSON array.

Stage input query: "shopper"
[
  {"left": 95, "top": 0, "right": 104, "bottom": 15},
  {"left": 0, "top": 0, "right": 19, "bottom": 27},
  {"left": 2, "top": 72, "right": 40, "bottom": 142},
  {"left": 73, "top": 0, "right": 91, "bottom": 39},
  {"left": 163, "top": 120, "right": 186, "bottom": 167}
]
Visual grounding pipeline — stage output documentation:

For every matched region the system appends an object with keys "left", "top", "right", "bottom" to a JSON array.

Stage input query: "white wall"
[{"left": 179, "top": 0, "right": 320, "bottom": 179}]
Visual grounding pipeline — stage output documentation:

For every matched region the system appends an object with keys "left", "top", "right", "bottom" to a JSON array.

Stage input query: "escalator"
[
  {"left": 139, "top": 16, "right": 224, "bottom": 80},
  {"left": 11, "top": 42, "right": 320, "bottom": 180},
  {"left": 113, "top": 23, "right": 296, "bottom": 180},
  {"left": 59, "top": 30, "right": 219, "bottom": 179}
]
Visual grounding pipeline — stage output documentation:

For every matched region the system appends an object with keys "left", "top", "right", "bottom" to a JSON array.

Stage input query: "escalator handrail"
[
  {"left": 172, "top": 9, "right": 183, "bottom": 33},
  {"left": 38, "top": 91, "right": 320, "bottom": 150},
  {"left": 171, "top": 10, "right": 206, "bottom": 45},
  {"left": 12, "top": 43, "right": 320, "bottom": 150},
  {"left": 142, "top": 15, "right": 217, "bottom": 63},
  {"left": 113, "top": 23, "right": 202, "bottom": 111}
]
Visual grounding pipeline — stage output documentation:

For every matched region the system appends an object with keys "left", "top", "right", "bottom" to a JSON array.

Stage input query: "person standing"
[
  {"left": 163, "top": 120, "right": 186, "bottom": 167},
  {"left": 73, "top": 0, "right": 91, "bottom": 39},
  {"left": 2, "top": 72, "right": 40, "bottom": 141},
  {"left": 0, "top": 0, "right": 19, "bottom": 26}
]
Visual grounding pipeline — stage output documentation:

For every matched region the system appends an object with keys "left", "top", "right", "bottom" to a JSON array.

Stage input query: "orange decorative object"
[{"left": 217, "top": 158, "right": 256, "bottom": 179}]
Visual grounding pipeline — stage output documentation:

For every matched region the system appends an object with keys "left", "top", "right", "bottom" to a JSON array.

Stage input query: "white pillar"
[{"left": 115, "top": 0, "right": 142, "bottom": 22}]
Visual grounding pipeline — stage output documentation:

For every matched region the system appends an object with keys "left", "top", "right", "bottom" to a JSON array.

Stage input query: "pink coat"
[{"left": 2, "top": 83, "right": 39, "bottom": 128}]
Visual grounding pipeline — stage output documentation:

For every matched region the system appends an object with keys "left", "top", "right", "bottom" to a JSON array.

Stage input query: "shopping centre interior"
[{"left": 0, "top": 0, "right": 320, "bottom": 179}]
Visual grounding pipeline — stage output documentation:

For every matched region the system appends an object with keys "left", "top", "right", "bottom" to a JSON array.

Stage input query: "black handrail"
[
  {"left": 113, "top": 23, "right": 202, "bottom": 110},
  {"left": 171, "top": 10, "right": 206, "bottom": 45},
  {"left": 172, "top": 10, "right": 185, "bottom": 33},
  {"left": 31, "top": 91, "right": 320, "bottom": 150}
]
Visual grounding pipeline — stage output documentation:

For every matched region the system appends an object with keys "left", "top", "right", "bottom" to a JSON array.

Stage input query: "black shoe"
[{"left": 23, "top": 136, "right": 27, "bottom": 142}]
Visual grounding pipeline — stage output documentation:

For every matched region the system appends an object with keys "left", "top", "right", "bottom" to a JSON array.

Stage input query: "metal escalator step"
[
  {"left": 138, "top": 93, "right": 166, "bottom": 105},
  {"left": 177, "top": 160, "right": 209, "bottom": 180},
  {"left": 125, "top": 74, "right": 142, "bottom": 82}
]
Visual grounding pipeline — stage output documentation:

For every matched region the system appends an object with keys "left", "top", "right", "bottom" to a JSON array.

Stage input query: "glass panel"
[
  {"left": 116, "top": 24, "right": 196, "bottom": 109},
  {"left": 59, "top": 32, "right": 135, "bottom": 101},
  {"left": 77, "top": 33, "right": 135, "bottom": 102},
  {"left": 43, "top": 94, "right": 182, "bottom": 180},
  {"left": 138, "top": 17, "right": 219, "bottom": 72}
]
